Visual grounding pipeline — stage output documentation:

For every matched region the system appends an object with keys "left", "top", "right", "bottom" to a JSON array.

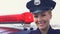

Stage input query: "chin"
[{"left": 38, "top": 25, "right": 47, "bottom": 30}]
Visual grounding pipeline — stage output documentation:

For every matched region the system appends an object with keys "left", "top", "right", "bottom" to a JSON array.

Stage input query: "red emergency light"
[{"left": 0, "top": 12, "right": 34, "bottom": 24}]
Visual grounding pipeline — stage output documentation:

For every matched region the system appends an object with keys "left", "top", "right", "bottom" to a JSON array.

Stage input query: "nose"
[{"left": 37, "top": 16, "right": 42, "bottom": 22}]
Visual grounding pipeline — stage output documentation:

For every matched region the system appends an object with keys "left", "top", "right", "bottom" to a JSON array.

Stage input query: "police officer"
[{"left": 26, "top": 0, "right": 60, "bottom": 34}]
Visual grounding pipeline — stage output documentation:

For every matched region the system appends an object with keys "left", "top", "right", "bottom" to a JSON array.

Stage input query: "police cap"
[{"left": 26, "top": 0, "right": 56, "bottom": 13}]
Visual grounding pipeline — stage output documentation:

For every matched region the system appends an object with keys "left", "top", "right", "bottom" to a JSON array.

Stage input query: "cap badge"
[{"left": 34, "top": 0, "right": 41, "bottom": 5}]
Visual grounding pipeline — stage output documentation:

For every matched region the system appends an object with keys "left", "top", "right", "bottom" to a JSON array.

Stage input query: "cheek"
[
  {"left": 34, "top": 18, "right": 37, "bottom": 22},
  {"left": 44, "top": 15, "right": 51, "bottom": 21},
  {"left": 43, "top": 15, "right": 51, "bottom": 26}
]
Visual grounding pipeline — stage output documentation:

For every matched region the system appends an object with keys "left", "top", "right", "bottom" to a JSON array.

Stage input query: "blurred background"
[{"left": 0, "top": 0, "right": 60, "bottom": 30}]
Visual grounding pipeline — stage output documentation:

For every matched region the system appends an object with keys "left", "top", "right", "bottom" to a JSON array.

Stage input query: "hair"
[{"left": 47, "top": 10, "right": 52, "bottom": 15}]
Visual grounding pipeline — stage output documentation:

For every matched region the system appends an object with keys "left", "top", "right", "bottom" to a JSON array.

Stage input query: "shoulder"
[
  {"left": 54, "top": 29, "right": 60, "bottom": 32},
  {"left": 48, "top": 26, "right": 60, "bottom": 34},
  {"left": 52, "top": 29, "right": 60, "bottom": 34}
]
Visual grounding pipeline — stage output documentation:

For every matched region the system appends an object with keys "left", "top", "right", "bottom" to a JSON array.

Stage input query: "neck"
[{"left": 39, "top": 26, "right": 50, "bottom": 34}]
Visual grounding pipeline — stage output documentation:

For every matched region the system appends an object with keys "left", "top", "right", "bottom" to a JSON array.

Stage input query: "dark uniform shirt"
[
  {"left": 29, "top": 27, "right": 60, "bottom": 34},
  {"left": 11, "top": 27, "right": 60, "bottom": 34}
]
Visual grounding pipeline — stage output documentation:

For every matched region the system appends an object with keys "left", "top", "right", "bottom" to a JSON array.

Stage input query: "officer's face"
[{"left": 33, "top": 10, "right": 52, "bottom": 30}]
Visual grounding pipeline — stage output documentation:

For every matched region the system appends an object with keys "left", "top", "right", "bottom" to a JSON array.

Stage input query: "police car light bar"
[{"left": 0, "top": 12, "right": 34, "bottom": 24}]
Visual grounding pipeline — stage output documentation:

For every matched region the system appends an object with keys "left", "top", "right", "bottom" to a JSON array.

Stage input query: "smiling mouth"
[{"left": 36, "top": 21, "right": 46, "bottom": 25}]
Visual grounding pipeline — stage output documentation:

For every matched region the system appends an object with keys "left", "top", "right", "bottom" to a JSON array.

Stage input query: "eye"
[
  {"left": 34, "top": 15, "right": 38, "bottom": 18},
  {"left": 41, "top": 14, "right": 46, "bottom": 17}
]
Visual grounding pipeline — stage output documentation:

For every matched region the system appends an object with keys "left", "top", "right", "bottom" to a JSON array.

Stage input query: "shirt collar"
[{"left": 36, "top": 26, "right": 54, "bottom": 34}]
